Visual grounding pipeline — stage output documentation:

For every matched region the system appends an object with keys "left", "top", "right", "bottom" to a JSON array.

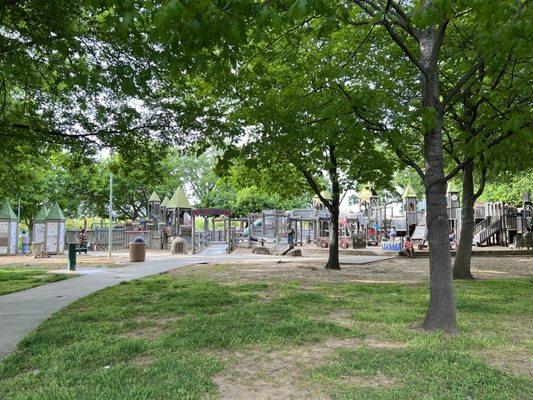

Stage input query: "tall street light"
[{"left": 108, "top": 159, "right": 113, "bottom": 259}]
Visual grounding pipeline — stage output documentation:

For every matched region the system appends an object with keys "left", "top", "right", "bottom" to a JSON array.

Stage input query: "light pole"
[
  {"left": 16, "top": 197, "right": 21, "bottom": 254},
  {"left": 108, "top": 166, "right": 113, "bottom": 259}
]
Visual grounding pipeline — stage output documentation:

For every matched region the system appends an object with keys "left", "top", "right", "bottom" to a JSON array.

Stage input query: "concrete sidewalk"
[{"left": 0, "top": 252, "right": 390, "bottom": 361}]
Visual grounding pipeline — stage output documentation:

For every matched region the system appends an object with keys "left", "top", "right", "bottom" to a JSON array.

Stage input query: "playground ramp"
[
  {"left": 411, "top": 219, "right": 427, "bottom": 242},
  {"left": 197, "top": 244, "right": 227, "bottom": 255}
]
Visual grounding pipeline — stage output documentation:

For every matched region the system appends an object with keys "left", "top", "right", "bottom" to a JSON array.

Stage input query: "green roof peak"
[
  {"left": 402, "top": 183, "right": 417, "bottom": 199},
  {"left": 160, "top": 195, "right": 170, "bottom": 208},
  {"left": 148, "top": 191, "right": 161, "bottom": 202},
  {"left": 359, "top": 186, "right": 374, "bottom": 202},
  {"left": 46, "top": 202, "right": 65, "bottom": 221},
  {"left": 0, "top": 200, "right": 17, "bottom": 220},
  {"left": 167, "top": 187, "right": 191, "bottom": 209},
  {"left": 34, "top": 205, "right": 49, "bottom": 222}
]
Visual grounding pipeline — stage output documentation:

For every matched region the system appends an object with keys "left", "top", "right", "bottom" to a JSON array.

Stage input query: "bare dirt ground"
[
  {"left": 169, "top": 255, "right": 533, "bottom": 284},
  {"left": 0, "top": 254, "right": 128, "bottom": 270},
  {"left": 166, "top": 256, "right": 532, "bottom": 399},
  {"left": 213, "top": 337, "right": 405, "bottom": 400}
]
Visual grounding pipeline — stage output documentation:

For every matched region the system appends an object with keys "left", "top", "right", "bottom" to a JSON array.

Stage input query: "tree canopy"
[{"left": 1, "top": 0, "right": 531, "bottom": 333}]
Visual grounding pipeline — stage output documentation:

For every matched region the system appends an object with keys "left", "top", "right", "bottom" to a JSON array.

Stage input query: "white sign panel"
[
  {"left": 0, "top": 221, "right": 8, "bottom": 254},
  {"left": 58, "top": 222, "right": 65, "bottom": 253},
  {"left": 33, "top": 223, "right": 45, "bottom": 243},
  {"left": 9, "top": 222, "right": 17, "bottom": 254},
  {"left": 46, "top": 222, "right": 58, "bottom": 253}
]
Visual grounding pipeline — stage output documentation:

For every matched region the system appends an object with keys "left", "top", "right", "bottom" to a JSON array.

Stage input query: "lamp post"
[
  {"left": 16, "top": 197, "right": 21, "bottom": 253},
  {"left": 108, "top": 167, "right": 113, "bottom": 259}
]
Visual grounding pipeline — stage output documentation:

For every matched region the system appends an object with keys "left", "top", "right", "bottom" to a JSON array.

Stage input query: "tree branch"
[
  {"left": 430, "top": 19, "right": 449, "bottom": 70},
  {"left": 335, "top": 82, "right": 425, "bottom": 179},
  {"left": 473, "top": 155, "right": 487, "bottom": 200},
  {"left": 442, "top": 58, "right": 484, "bottom": 109}
]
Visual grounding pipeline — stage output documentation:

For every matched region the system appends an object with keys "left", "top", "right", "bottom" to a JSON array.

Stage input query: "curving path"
[{"left": 0, "top": 251, "right": 391, "bottom": 361}]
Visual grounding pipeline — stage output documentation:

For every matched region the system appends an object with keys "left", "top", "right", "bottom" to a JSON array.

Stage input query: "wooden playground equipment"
[
  {"left": 191, "top": 208, "right": 232, "bottom": 254},
  {"left": 11, "top": 184, "right": 531, "bottom": 257},
  {"left": 235, "top": 186, "right": 533, "bottom": 252}
]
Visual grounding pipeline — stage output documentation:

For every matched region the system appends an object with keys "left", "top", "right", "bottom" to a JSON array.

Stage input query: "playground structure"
[
  {"left": 191, "top": 208, "right": 233, "bottom": 254},
  {"left": 234, "top": 185, "right": 533, "bottom": 252},
  {"left": 0, "top": 200, "right": 68, "bottom": 257},
  {"left": 0, "top": 200, "right": 18, "bottom": 255},
  {"left": 64, "top": 189, "right": 235, "bottom": 255},
  {"left": 5, "top": 182, "right": 532, "bottom": 257}
]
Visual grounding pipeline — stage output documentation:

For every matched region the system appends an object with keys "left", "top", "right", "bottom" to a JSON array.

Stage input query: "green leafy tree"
[
  {"left": 199, "top": 159, "right": 312, "bottom": 215},
  {"left": 480, "top": 171, "right": 533, "bottom": 206},
  {"left": 435, "top": 12, "right": 533, "bottom": 279},
  {"left": 206, "top": 23, "right": 394, "bottom": 269},
  {"left": 339, "top": 0, "right": 532, "bottom": 332},
  {"left": 0, "top": 146, "right": 89, "bottom": 227},
  {"left": 81, "top": 146, "right": 173, "bottom": 220}
]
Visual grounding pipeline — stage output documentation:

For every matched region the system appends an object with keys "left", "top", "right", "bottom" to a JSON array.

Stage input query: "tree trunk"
[
  {"left": 326, "top": 201, "right": 340, "bottom": 270},
  {"left": 453, "top": 161, "right": 475, "bottom": 279},
  {"left": 420, "top": 26, "right": 458, "bottom": 333},
  {"left": 326, "top": 144, "right": 341, "bottom": 270}
]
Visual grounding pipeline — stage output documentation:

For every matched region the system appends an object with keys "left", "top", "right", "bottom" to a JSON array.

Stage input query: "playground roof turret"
[
  {"left": 148, "top": 191, "right": 161, "bottom": 203},
  {"left": 46, "top": 202, "right": 65, "bottom": 221},
  {"left": 0, "top": 200, "right": 17, "bottom": 220},
  {"left": 402, "top": 183, "right": 417, "bottom": 199},
  {"left": 167, "top": 187, "right": 191, "bottom": 209},
  {"left": 160, "top": 195, "right": 170, "bottom": 208},
  {"left": 359, "top": 187, "right": 373, "bottom": 202},
  {"left": 34, "top": 205, "right": 49, "bottom": 222}
]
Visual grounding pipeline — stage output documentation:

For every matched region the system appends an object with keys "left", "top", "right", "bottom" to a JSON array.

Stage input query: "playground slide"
[
  {"left": 411, "top": 220, "right": 427, "bottom": 242},
  {"left": 242, "top": 219, "right": 263, "bottom": 238}
]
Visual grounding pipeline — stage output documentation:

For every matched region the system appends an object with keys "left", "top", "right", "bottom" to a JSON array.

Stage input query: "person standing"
[
  {"left": 20, "top": 230, "right": 30, "bottom": 255},
  {"left": 390, "top": 226, "right": 397, "bottom": 241},
  {"left": 79, "top": 228, "right": 88, "bottom": 249},
  {"left": 286, "top": 224, "right": 295, "bottom": 246}
]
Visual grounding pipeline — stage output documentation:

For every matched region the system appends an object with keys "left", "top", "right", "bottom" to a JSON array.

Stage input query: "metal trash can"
[{"left": 129, "top": 236, "right": 146, "bottom": 262}]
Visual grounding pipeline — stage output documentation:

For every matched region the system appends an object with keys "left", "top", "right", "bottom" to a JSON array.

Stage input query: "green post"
[{"left": 68, "top": 243, "right": 77, "bottom": 271}]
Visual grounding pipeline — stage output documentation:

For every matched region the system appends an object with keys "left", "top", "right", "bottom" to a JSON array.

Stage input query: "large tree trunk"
[
  {"left": 420, "top": 26, "right": 458, "bottom": 333},
  {"left": 325, "top": 144, "right": 341, "bottom": 270},
  {"left": 326, "top": 201, "right": 340, "bottom": 270},
  {"left": 453, "top": 161, "right": 475, "bottom": 279}
]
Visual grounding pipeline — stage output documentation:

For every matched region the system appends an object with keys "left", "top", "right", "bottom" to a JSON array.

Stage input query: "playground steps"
[{"left": 473, "top": 217, "right": 502, "bottom": 246}]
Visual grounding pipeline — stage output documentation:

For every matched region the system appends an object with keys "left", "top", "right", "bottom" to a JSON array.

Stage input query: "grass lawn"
[
  {"left": 0, "top": 262, "right": 531, "bottom": 399},
  {"left": 0, "top": 269, "right": 74, "bottom": 296}
]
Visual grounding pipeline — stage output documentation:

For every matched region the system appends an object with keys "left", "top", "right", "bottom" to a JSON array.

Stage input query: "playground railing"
[
  {"left": 210, "top": 230, "right": 227, "bottom": 243},
  {"left": 194, "top": 231, "right": 212, "bottom": 252},
  {"left": 66, "top": 229, "right": 151, "bottom": 250},
  {"left": 477, "top": 219, "right": 502, "bottom": 245},
  {"left": 233, "top": 232, "right": 250, "bottom": 248},
  {"left": 473, "top": 217, "right": 491, "bottom": 236},
  {"left": 505, "top": 215, "right": 517, "bottom": 230}
]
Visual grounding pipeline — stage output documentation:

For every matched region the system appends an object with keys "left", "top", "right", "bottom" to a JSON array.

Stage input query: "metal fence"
[{"left": 65, "top": 229, "right": 152, "bottom": 250}]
